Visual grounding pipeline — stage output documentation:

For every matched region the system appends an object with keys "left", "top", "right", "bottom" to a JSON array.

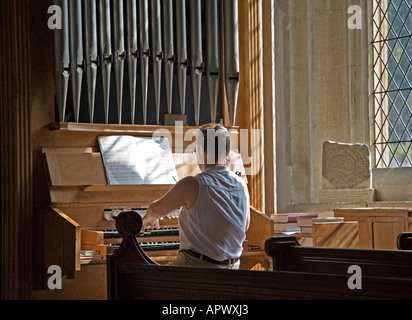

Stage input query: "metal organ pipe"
[
  {"left": 113, "top": 0, "right": 126, "bottom": 124},
  {"left": 52, "top": 0, "right": 70, "bottom": 122},
  {"left": 175, "top": 0, "right": 188, "bottom": 115},
  {"left": 205, "top": 0, "right": 220, "bottom": 124},
  {"left": 189, "top": 0, "right": 204, "bottom": 126},
  {"left": 98, "top": 0, "right": 113, "bottom": 124},
  {"left": 151, "top": 0, "right": 163, "bottom": 125},
  {"left": 223, "top": 0, "right": 240, "bottom": 126},
  {"left": 162, "top": 0, "right": 175, "bottom": 115},
  {"left": 126, "top": 0, "right": 139, "bottom": 125},
  {"left": 69, "top": 0, "right": 84, "bottom": 123},
  {"left": 83, "top": 0, "right": 98, "bottom": 123},
  {"left": 52, "top": 0, "right": 240, "bottom": 126},
  {"left": 139, "top": 0, "right": 150, "bottom": 125}
]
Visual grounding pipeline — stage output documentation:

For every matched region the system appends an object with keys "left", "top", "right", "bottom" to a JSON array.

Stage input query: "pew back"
[
  {"left": 113, "top": 263, "right": 412, "bottom": 300},
  {"left": 107, "top": 212, "right": 412, "bottom": 300},
  {"left": 265, "top": 236, "right": 412, "bottom": 279},
  {"left": 398, "top": 232, "right": 412, "bottom": 250}
]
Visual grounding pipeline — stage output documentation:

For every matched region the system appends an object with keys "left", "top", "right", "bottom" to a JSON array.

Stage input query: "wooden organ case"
[{"left": 37, "top": 124, "right": 274, "bottom": 299}]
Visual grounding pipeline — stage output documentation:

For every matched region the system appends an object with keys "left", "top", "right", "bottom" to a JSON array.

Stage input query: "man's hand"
[
  {"left": 142, "top": 215, "right": 160, "bottom": 231},
  {"left": 140, "top": 176, "right": 198, "bottom": 231},
  {"left": 142, "top": 205, "right": 160, "bottom": 230}
]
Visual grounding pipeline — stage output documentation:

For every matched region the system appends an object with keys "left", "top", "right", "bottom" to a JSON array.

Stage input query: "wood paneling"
[
  {"left": 41, "top": 208, "right": 81, "bottom": 282},
  {"left": 238, "top": 0, "right": 265, "bottom": 212},
  {"left": 313, "top": 221, "right": 359, "bottom": 248},
  {"left": 246, "top": 207, "right": 274, "bottom": 249},
  {"left": 262, "top": 0, "right": 276, "bottom": 215},
  {"left": 0, "top": 0, "right": 33, "bottom": 300},
  {"left": 334, "top": 207, "right": 412, "bottom": 249}
]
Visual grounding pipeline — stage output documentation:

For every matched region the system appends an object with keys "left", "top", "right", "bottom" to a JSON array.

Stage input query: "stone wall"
[{"left": 273, "top": 0, "right": 370, "bottom": 212}]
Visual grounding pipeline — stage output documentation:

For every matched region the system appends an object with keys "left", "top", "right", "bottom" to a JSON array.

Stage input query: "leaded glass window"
[{"left": 373, "top": 0, "right": 412, "bottom": 167}]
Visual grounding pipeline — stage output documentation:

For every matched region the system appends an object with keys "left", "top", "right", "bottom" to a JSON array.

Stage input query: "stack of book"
[
  {"left": 80, "top": 249, "right": 103, "bottom": 261},
  {"left": 81, "top": 229, "right": 107, "bottom": 260},
  {"left": 298, "top": 216, "right": 344, "bottom": 234},
  {"left": 271, "top": 213, "right": 318, "bottom": 233}
]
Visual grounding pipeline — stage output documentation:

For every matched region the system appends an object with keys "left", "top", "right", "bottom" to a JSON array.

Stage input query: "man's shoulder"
[{"left": 179, "top": 175, "right": 200, "bottom": 188}]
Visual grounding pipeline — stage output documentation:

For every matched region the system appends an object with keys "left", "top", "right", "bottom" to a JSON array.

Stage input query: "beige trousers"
[{"left": 168, "top": 250, "right": 240, "bottom": 269}]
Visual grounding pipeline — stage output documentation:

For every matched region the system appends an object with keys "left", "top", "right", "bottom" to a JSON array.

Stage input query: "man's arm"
[
  {"left": 142, "top": 176, "right": 199, "bottom": 230},
  {"left": 245, "top": 208, "right": 250, "bottom": 232}
]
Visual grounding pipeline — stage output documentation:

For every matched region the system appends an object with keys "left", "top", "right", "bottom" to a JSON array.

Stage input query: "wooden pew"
[
  {"left": 107, "top": 211, "right": 412, "bottom": 300},
  {"left": 398, "top": 232, "right": 412, "bottom": 250},
  {"left": 265, "top": 236, "right": 412, "bottom": 280}
]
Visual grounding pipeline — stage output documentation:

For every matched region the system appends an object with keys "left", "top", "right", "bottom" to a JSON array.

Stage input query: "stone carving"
[{"left": 322, "top": 140, "right": 371, "bottom": 189}]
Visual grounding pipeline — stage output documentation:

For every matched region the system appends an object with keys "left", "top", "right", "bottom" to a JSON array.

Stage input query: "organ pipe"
[
  {"left": 162, "top": 0, "right": 175, "bottom": 115},
  {"left": 151, "top": 0, "right": 163, "bottom": 125},
  {"left": 84, "top": 0, "right": 98, "bottom": 123},
  {"left": 98, "top": 0, "right": 112, "bottom": 124},
  {"left": 52, "top": 0, "right": 70, "bottom": 122},
  {"left": 189, "top": 0, "right": 203, "bottom": 126},
  {"left": 139, "top": 0, "right": 150, "bottom": 125},
  {"left": 113, "top": 0, "right": 125, "bottom": 124},
  {"left": 175, "top": 0, "right": 188, "bottom": 115},
  {"left": 126, "top": 0, "right": 139, "bottom": 124},
  {"left": 52, "top": 0, "right": 240, "bottom": 127},
  {"left": 69, "top": 0, "right": 84, "bottom": 122},
  {"left": 223, "top": 0, "right": 240, "bottom": 126},
  {"left": 205, "top": 0, "right": 220, "bottom": 123}
]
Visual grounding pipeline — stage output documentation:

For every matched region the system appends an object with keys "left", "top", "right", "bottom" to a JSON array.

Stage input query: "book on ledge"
[
  {"left": 98, "top": 135, "right": 178, "bottom": 185},
  {"left": 271, "top": 212, "right": 318, "bottom": 223},
  {"left": 80, "top": 250, "right": 103, "bottom": 260},
  {"left": 297, "top": 217, "right": 315, "bottom": 227},
  {"left": 274, "top": 222, "right": 301, "bottom": 232}
]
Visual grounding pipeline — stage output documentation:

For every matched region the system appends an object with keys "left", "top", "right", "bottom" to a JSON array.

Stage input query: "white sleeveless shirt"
[{"left": 178, "top": 166, "right": 250, "bottom": 261}]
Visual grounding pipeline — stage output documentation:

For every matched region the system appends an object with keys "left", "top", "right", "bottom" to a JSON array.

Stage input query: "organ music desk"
[{"left": 38, "top": 124, "right": 274, "bottom": 299}]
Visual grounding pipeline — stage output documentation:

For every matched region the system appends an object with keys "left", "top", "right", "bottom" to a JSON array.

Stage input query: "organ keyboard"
[
  {"left": 81, "top": 207, "right": 182, "bottom": 263},
  {"left": 103, "top": 227, "right": 180, "bottom": 244},
  {"left": 112, "top": 208, "right": 179, "bottom": 255},
  {"left": 104, "top": 208, "right": 180, "bottom": 259}
]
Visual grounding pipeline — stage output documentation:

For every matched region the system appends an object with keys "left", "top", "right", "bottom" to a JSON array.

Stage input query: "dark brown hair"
[{"left": 198, "top": 123, "right": 230, "bottom": 164}]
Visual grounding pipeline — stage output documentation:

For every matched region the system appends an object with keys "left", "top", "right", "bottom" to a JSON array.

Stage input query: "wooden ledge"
[
  {"left": 49, "top": 122, "right": 202, "bottom": 135},
  {"left": 49, "top": 122, "right": 240, "bottom": 134}
]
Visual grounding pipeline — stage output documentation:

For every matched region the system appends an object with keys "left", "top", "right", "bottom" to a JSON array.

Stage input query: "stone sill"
[
  {"left": 286, "top": 201, "right": 412, "bottom": 216},
  {"left": 372, "top": 168, "right": 412, "bottom": 201}
]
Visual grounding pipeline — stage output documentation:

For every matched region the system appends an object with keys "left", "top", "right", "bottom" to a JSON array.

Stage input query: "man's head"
[{"left": 196, "top": 123, "right": 230, "bottom": 171}]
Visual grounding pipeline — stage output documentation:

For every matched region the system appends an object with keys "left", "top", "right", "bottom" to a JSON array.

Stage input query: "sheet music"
[{"left": 98, "top": 135, "right": 178, "bottom": 185}]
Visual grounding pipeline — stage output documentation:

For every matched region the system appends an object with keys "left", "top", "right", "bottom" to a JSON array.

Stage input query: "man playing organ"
[{"left": 142, "top": 123, "right": 250, "bottom": 269}]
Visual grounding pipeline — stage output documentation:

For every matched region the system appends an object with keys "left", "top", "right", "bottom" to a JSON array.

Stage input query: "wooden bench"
[
  {"left": 107, "top": 211, "right": 412, "bottom": 300},
  {"left": 265, "top": 236, "right": 412, "bottom": 280}
]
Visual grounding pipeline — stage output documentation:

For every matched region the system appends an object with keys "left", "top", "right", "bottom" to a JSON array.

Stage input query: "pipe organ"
[
  {"left": 39, "top": 139, "right": 273, "bottom": 295},
  {"left": 52, "top": 0, "right": 240, "bottom": 126}
]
